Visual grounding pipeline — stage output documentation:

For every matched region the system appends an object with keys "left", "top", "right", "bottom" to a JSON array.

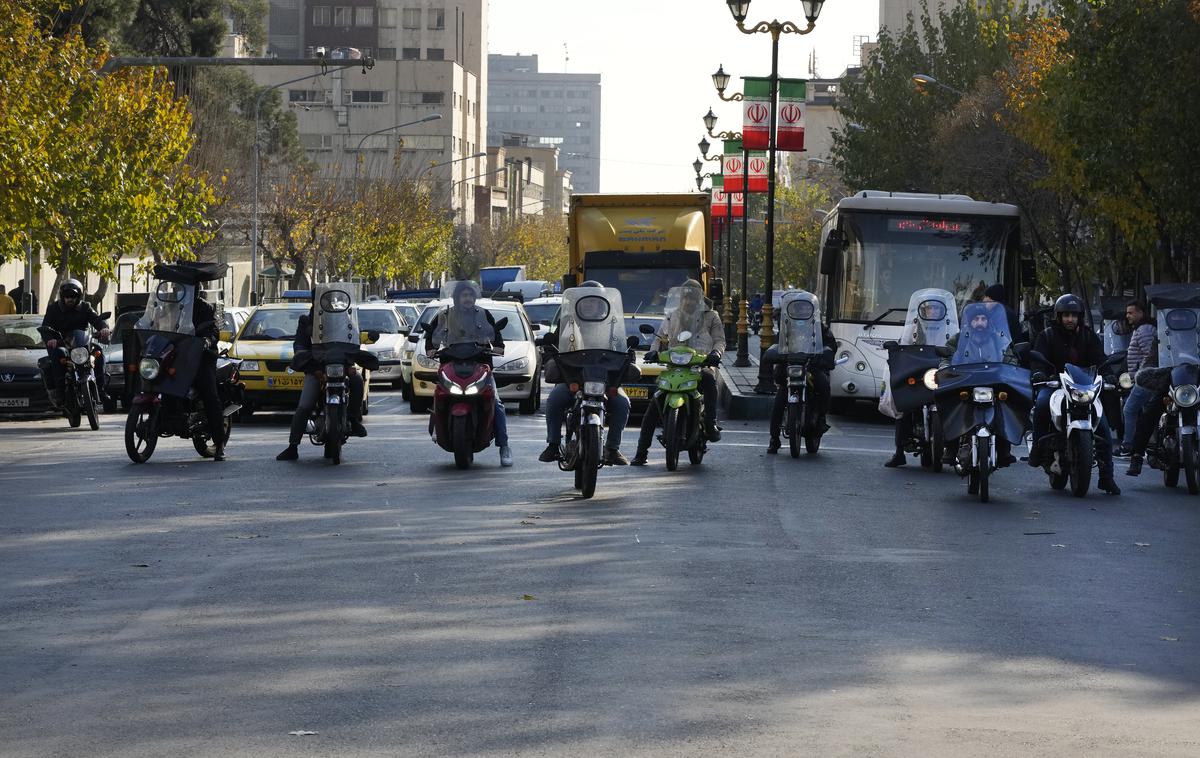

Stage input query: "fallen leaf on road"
[
  {"left": 519, "top": 520, "right": 536, "bottom": 526},
  {"left": 288, "top": 730, "right": 319, "bottom": 736},
  {"left": 1051, "top": 544, "right": 1066, "bottom": 548},
  {"left": 1161, "top": 636, "right": 1179, "bottom": 642},
  {"left": 521, "top": 594, "right": 535, "bottom": 601},
  {"left": 131, "top": 564, "right": 150, "bottom": 568}
]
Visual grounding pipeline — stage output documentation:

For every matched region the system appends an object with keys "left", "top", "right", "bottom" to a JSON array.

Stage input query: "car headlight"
[
  {"left": 416, "top": 353, "right": 439, "bottom": 369},
  {"left": 1172, "top": 384, "right": 1199, "bottom": 408},
  {"left": 1119, "top": 372, "right": 1133, "bottom": 390},
  {"left": 787, "top": 365, "right": 806, "bottom": 378},
  {"left": 239, "top": 360, "right": 260, "bottom": 372},
  {"left": 1069, "top": 388, "right": 1095, "bottom": 404},
  {"left": 498, "top": 357, "right": 529, "bottom": 373},
  {"left": 973, "top": 387, "right": 994, "bottom": 403},
  {"left": 326, "top": 364, "right": 344, "bottom": 378},
  {"left": 583, "top": 380, "right": 606, "bottom": 395},
  {"left": 923, "top": 368, "right": 939, "bottom": 391},
  {"left": 70, "top": 346, "right": 90, "bottom": 364},
  {"left": 138, "top": 358, "right": 161, "bottom": 380},
  {"left": 670, "top": 351, "right": 691, "bottom": 365},
  {"left": 374, "top": 349, "right": 395, "bottom": 360}
]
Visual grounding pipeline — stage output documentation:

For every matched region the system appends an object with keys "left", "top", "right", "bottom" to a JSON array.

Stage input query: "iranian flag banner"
[
  {"left": 741, "top": 77, "right": 771, "bottom": 149},
  {"left": 712, "top": 176, "right": 744, "bottom": 218},
  {"left": 777, "top": 78, "right": 806, "bottom": 151},
  {"left": 746, "top": 152, "right": 768, "bottom": 193},
  {"left": 723, "top": 140, "right": 769, "bottom": 194}
]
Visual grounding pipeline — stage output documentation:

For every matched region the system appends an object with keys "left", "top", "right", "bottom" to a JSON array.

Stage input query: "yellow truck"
[{"left": 564, "top": 193, "right": 719, "bottom": 405}]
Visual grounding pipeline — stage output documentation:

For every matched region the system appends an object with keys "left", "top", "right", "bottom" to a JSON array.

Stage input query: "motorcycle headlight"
[
  {"left": 670, "top": 351, "right": 691, "bottom": 365},
  {"left": 1172, "top": 384, "right": 1199, "bottom": 408},
  {"left": 498, "top": 357, "right": 529, "bottom": 373},
  {"left": 326, "top": 364, "right": 344, "bottom": 378},
  {"left": 787, "top": 365, "right": 806, "bottom": 378},
  {"left": 239, "top": 360, "right": 260, "bottom": 372},
  {"left": 1069, "top": 388, "right": 1095, "bottom": 404},
  {"left": 1119, "top": 372, "right": 1133, "bottom": 390},
  {"left": 657, "top": 377, "right": 672, "bottom": 389},
  {"left": 680, "top": 379, "right": 698, "bottom": 391},
  {"left": 464, "top": 383, "right": 481, "bottom": 395},
  {"left": 448, "top": 383, "right": 464, "bottom": 395},
  {"left": 583, "top": 380, "right": 606, "bottom": 396},
  {"left": 138, "top": 358, "right": 161, "bottom": 380},
  {"left": 973, "top": 387, "right": 994, "bottom": 403},
  {"left": 416, "top": 353, "right": 439, "bottom": 369},
  {"left": 70, "top": 346, "right": 89, "bottom": 365},
  {"left": 923, "top": 368, "right": 939, "bottom": 391}
]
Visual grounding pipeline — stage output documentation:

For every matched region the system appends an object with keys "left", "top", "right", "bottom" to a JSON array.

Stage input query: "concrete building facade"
[{"left": 487, "top": 53, "right": 601, "bottom": 193}]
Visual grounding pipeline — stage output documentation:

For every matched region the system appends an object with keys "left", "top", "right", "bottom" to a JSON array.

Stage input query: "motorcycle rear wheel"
[
  {"left": 125, "top": 405, "right": 159, "bottom": 463},
  {"left": 325, "top": 405, "right": 344, "bottom": 465},
  {"left": 579, "top": 425, "right": 600, "bottom": 499},
  {"left": 664, "top": 406, "right": 682, "bottom": 472},
  {"left": 1069, "top": 434, "right": 1093, "bottom": 498},
  {"left": 451, "top": 414, "right": 471, "bottom": 470},
  {"left": 1181, "top": 435, "right": 1199, "bottom": 495}
]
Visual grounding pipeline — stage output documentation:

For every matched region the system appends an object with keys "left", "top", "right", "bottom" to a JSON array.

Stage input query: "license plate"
[
  {"left": 266, "top": 375, "right": 305, "bottom": 388},
  {"left": 623, "top": 386, "right": 650, "bottom": 399},
  {"left": 0, "top": 397, "right": 30, "bottom": 407}
]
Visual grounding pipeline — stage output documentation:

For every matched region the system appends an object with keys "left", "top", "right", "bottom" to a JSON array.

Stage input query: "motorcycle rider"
[
  {"left": 276, "top": 303, "right": 368, "bottom": 461},
  {"left": 1029, "top": 294, "right": 1120, "bottom": 495},
  {"left": 538, "top": 281, "right": 632, "bottom": 466},
  {"left": 39, "top": 279, "right": 110, "bottom": 407},
  {"left": 763, "top": 290, "right": 835, "bottom": 454},
  {"left": 424, "top": 281, "right": 512, "bottom": 467},
  {"left": 631, "top": 279, "right": 724, "bottom": 466},
  {"left": 192, "top": 290, "right": 228, "bottom": 461}
]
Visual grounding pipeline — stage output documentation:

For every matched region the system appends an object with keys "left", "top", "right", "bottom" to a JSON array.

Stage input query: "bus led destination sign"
[{"left": 888, "top": 217, "right": 973, "bottom": 234}]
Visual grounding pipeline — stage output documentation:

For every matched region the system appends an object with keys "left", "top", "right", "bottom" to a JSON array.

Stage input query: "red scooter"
[{"left": 430, "top": 339, "right": 504, "bottom": 468}]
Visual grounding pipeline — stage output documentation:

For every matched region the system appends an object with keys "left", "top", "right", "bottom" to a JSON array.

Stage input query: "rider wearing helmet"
[
  {"left": 538, "top": 281, "right": 632, "bottom": 465},
  {"left": 1030, "top": 294, "right": 1120, "bottom": 494},
  {"left": 39, "top": 279, "right": 111, "bottom": 407}
]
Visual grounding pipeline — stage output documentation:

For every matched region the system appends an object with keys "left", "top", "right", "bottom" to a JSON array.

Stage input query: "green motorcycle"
[{"left": 641, "top": 326, "right": 713, "bottom": 471}]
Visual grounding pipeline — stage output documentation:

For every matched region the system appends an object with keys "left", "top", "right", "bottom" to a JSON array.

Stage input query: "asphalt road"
[{"left": 2, "top": 391, "right": 1199, "bottom": 757}]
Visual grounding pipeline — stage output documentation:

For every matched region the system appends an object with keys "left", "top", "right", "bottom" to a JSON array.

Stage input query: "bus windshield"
[{"left": 832, "top": 212, "right": 1012, "bottom": 324}]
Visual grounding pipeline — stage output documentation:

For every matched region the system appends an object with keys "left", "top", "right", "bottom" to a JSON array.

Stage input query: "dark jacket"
[
  {"left": 292, "top": 312, "right": 379, "bottom": 374},
  {"left": 1033, "top": 321, "right": 1106, "bottom": 373},
  {"left": 423, "top": 307, "right": 504, "bottom": 355},
  {"left": 193, "top": 297, "right": 220, "bottom": 353},
  {"left": 39, "top": 299, "right": 107, "bottom": 340}
]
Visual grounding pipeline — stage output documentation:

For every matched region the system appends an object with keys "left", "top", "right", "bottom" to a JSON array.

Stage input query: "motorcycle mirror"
[
  {"left": 494, "top": 316, "right": 509, "bottom": 331},
  {"left": 406, "top": 333, "right": 419, "bottom": 343},
  {"left": 638, "top": 323, "right": 655, "bottom": 335},
  {"left": 99, "top": 311, "right": 112, "bottom": 319},
  {"left": 627, "top": 335, "right": 641, "bottom": 348}
]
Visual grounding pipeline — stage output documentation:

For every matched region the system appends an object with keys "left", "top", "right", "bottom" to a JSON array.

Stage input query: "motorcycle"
[
  {"left": 429, "top": 336, "right": 504, "bottom": 469},
  {"left": 1030, "top": 351, "right": 1126, "bottom": 496},
  {"left": 39, "top": 322, "right": 109, "bottom": 430},
  {"left": 886, "top": 340, "right": 946, "bottom": 470},
  {"left": 780, "top": 353, "right": 847, "bottom": 457},
  {"left": 640, "top": 324, "right": 715, "bottom": 472},
  {"left": 1145, "top": 363, "right": 1200, "bottom": 493}
]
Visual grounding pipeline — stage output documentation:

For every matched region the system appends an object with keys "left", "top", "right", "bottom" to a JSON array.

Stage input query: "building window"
[
  {"left": 354, "top": 6, "right": 373, "bottom": 25},
  {"left": 421, "top": 91, "right": 444, "bottom": 104},
  {"left": 351, "top": 90, "right": 388, "bottom": 104},
  {"left": 379, "top": 6, "right": 396, "bottom": 27},
  {"left": 426, "top": 48, "right": 444, "bottom": 60},
  {"left": 301, "top": 134, "right": 334, "bottom": 152},
  {"left": 333, "top": 6, "right": 351, "bottom": 25},
  {"left": 311, "top": 5, "right": 331, "bottom": 25},
  {"left": 289, "top": 89, "right": 329, "bottom": 104},
  {"left": 427, "top": 7, "right": 445, "bottom": 29},
  {"left": 351, "top": 134, "right": 390, "bottom": 151},
  {"left": 377, "top": 47, "right": 396, "bottom": 60},
  {"left": 402, "top": 8, "right": 420, "bottom": 28},
  {"left": 401, "top": 47, "right": 420, "bottom": 59}
]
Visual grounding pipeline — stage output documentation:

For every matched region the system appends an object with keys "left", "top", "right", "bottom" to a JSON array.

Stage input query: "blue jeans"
[
  {"left": 1122, "top": 384, "right": 1154, "bottom": 447},
  {"left": 545, "top": 382, "right": 630, "bottom": 450},
  {"left": 491, "top": 375, "right": 508, "bottom": 447},
  {"left": 1035, "top": 386, "right": 1115, "bottom": 477}
]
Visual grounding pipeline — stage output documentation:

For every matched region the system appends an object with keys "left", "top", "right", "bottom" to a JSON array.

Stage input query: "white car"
[
  {"left": 408, "top": 299, "right": 543, "bottom": 415},
  {"left": 356, "top": 303, "right": 411, "bottom": 388},
  {"left": 399, "top": 299, "right": 441, "bottom": 400},
  {"left": 521, "top": 295, "right": 561, "bottom": 327}
]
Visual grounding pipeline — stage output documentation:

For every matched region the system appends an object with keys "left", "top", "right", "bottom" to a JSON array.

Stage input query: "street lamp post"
[
  {"left": 352, "top": 114, "right": 443, "bottom": 199},
  {"left": 703, "top": 110, "right": 754, "bottom": 366},
  {"left": 911, "top": 73, "right": 964, "bottom": 97},
  {"left": 718, "top": 0, "right": 826, "bottom": 390}
]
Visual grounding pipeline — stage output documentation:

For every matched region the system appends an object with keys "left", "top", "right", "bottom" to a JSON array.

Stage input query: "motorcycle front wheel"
[
  {"left": 325, "top": 405, "right": 344, "bottom": 465},
  {"left": 125, "top": 405, "right": 160, "bottom": 463},
  {"left": 1069, "top": 433, "right": 1093, "bottom": 498},
  {"left": 579, "top": 424, "right": 600, "bottom": 498},
  {"left": 65, "top": 386, "right": 81, "bottom": 428},
  {"left": 976, "top": 435, "right": 991, "bottom": 503},
  {"left": 1181, "top": 435, "right": 1199, "bottom": 495},
  {"left": 451, "top": 414, "right": 471, "bottom": 470},
  {"left": 663, "top": 406, "right": 682, "bottom": 472},
  {"left": 931, "top": 411, "right": 944, "bottom": 473},
  {"left": 83, "top": 381, "right": 99, "bottom": 430},
  {"left": 787, "top": 402, "right": 800, "bottom": 459}
]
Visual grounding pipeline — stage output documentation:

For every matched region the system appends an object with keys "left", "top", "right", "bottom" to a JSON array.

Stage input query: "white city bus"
[{"left": 816, "top": 191, "right": 1028, "bottom": 405}]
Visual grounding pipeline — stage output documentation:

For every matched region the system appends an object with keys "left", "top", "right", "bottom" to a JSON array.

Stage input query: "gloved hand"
[
  {"left": 704, "top": 351, "right": 721, "bottom": 367},
  {"left": 644, "top": 350, "right": 659, "bottom": 364}
]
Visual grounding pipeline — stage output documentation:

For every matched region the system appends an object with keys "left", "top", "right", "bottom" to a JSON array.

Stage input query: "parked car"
[
  {"left": 409, "top": 299, "right": 543, "bottom": 414},
  {"left": 0, "top": 315, "right": 54, "bottom": 416},
  {"left": 357, "top": 302, "right": 410, "bottom": 388}
]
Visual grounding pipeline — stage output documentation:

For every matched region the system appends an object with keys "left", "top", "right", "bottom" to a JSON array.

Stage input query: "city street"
[{"left": 3, "top": 392, "right": 1199, "bottom": 756}]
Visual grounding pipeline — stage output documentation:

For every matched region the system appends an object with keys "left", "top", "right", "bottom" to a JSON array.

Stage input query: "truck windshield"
[
  {"left": 589, "top": 267, "right": 695, "bottom": 315},
  {"left": 833, "top": 212, "right": 1012, "bottom": 324}
]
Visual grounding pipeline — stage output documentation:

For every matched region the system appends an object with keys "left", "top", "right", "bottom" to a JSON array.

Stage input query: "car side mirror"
[
  {"left": 406, "top": 333, "right": 419, "bottom": 343},
  {"left": 638, "top": 323, "right": 656, "bottom": 335},
  {"left": 627, "top": 335, "right": 641, "bottom": 348},
  {"left": 494, "top": 317, "right": 509, "bottom": 331},
  {"left": 531, "top": 323, "right": 544, "bottom": 332},
  {"left": 219, "top": 329, "right": 233, "bottom": 343}
]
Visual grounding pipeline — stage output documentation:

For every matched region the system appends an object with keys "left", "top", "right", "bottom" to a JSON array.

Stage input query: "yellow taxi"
[{"left": 226, "top": 302, "right": 371, "bottom": 417}]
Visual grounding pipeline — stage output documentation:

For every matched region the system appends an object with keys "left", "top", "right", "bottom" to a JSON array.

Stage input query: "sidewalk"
[{"left": 718, "top": 342, "right": 774, "bottom": 420}]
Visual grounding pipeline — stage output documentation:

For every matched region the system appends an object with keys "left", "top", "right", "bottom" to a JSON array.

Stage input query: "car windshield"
[
  {"left": 524, "top": 303, "right": 560, "bottom": 325},
  {"left": 240, "top": 309, "right": 304, "bottom": 340},
  {"left": 220, "top": 311, "right": 239, "bottom": 334},
  {"left": 626, "top": 316, "right": 663, "bottom": 349},
  {"left": 486, "top": 307, "right": 529, "bottom": 342},
  {"left": 412, "top": 304, "right": 443, "bottom": 335},
  {"left": 0, "top": 319, "right": 42, "bottom": 349},
  {"left": 358, "top": 308, "right": 401, "bottom": 334}
]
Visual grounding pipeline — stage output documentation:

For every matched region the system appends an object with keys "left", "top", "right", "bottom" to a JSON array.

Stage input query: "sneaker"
[
  {"left": 604, "top": 448, "right": 629, "bottom": 466},
  {"left": 706, "top": 423, "right": 722, "bottom": 442},
  {"left": 1114, "top": 444, "right": 1132, "bottom": 458},
  {"left": 630, "top": 450, "right": 648, "bottom": 466},
  {"left": 276, "top": 445, "right": 299, "bottom": 461},
  {"left": 1099, "top": 476, "right": 1121, "bottom": 495},
  {"left": 767, "top": 438, "right": 780, "bottom": 454},
  {"left": 538, "top": 443, "right": 559, "bottom": 463},
  {"left": 884, "top": 452, "right": 906, "bottom": 468},
  {"left": 351, "top": 421, "right": 368, "bottom": 438},
  {"left": 499, "top": 445, "right": 513, "bottom": 467},
  {"left": 1126, "top": 455, "right": 1143, "bottom": 477}
]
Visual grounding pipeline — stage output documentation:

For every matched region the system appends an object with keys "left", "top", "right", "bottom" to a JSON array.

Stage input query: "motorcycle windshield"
[
  {"left": 1103, "top": 320, "right": 1131, "bottom": 355},
  {"left": 1063, "top": 363, "right": 1096, "bottom": 390},
  {"left": 887, "top": 344, "right": 942, "bottom": 413},
  {"left": 1157, "top": 307, "right": 1200, "bottom": 368},
  {"left": 901, "top": 288, "right": 958, "bottom": 346},
  {"left": 557, "top": 287, "right": 627, "bottom": 353},
  {"left": 951, "top": 302, "right": 1012, "bottom": 366},
  {"left": 663, "top": 281, "right": 706, "bottom": 346},
  {"left": 137, "top": 280, "right": 195, "bottom": 335},
  {"left": 313, "top": 282, "right": 360, "bottom": 347},
  {"left": 778, "top": 290, "right": 824, "bottom": 355},
  {"left": 135, "top": 329, "right": 205, "bottom": 397},
  {"left": 66, "top": 329, "right": 91, "bottom": 348},
  {"left": 431, "top": 281, "right": 494, "bottom": 347}
]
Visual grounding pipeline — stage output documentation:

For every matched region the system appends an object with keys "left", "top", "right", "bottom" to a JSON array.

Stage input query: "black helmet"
[
  {"left": 1054, "top": 294, "right": 1084, "bottom": 317},
  {"left": 579, "top": 280, "right": 603, "bottom": 288},
  {"left": 59, "top": 279, "right": 83, "bottom": 301}
]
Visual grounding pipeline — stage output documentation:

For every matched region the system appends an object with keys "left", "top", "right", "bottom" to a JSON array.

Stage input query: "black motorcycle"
[
  {"left": 780, "top": 352, "right": 842, "bottom": 457},
  {"left": 294, "top": 346, "right": 378, "bottom": 466},
  {"left": 1145, "top": 363, "right": 1200, "bottom": 494},
  {"left": 885, "top": 341, "right": 946, "bottom": 470},
  {"left": 39, "top": 322, "right": 109, "bottom": 431},
  {"left": 125, "top": 327, "right": 244, "bottom": 463}
]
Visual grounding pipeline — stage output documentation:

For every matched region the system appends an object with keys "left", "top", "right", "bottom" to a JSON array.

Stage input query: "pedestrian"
[
  {"left": 0, "top": 285, "right": 15, "bottom": 315},
  {"left": 11, "top": 279, "right": 36, "bottom": 314},
  {"left": 1118, "top": 300, "right": 1156, "bottom": 456}
]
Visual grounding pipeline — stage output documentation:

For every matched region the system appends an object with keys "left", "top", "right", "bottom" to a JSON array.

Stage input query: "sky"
[{"left": 487, "top": 0, "right": 880, "bottom": 193}]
